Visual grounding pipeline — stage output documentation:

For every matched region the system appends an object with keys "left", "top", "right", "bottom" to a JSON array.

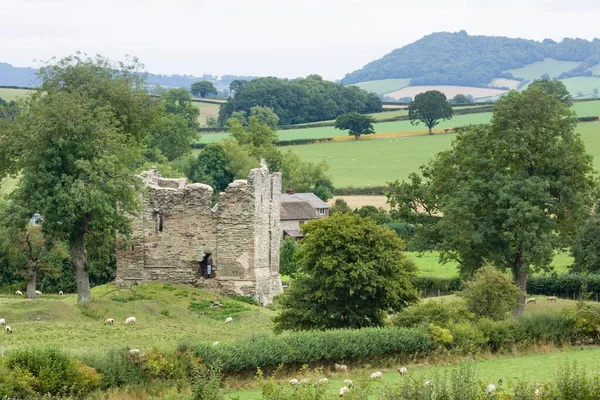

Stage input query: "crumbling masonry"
[{"left": 116, "top": 164, "right": 284, "bottom": 305}]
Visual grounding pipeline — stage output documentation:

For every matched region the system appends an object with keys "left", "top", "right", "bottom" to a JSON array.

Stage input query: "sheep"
[
  {"left": 547, "top": 296, "right": 558, "bottom": 302},
  {"left": 526, "top": 297, "right": 537, "bottom": 304},
  {"left": 35, "top": 290, "right": 42, "bottom": 296},
  {"left": 0, "top": 318, "right": 5, "bottom": 326},
  {"left": 225, "top": 316, "right": 233, "bottom": 324},
  {"left": 343, "top": 379, "right": 353, "bottom": 387},
  {"left": 129, "top": 349, "right": 140, "bottom": 354},
  {"left": 424, "top": 380, "right": 433, "bottom": 387},
  {"left": 398, "top": 367, "right": 408, "bottom": 375},
  {"left": 16, "top": 290, "right": 23, "bottom": 296},
  {"left": 534, "top": 389, "right": 541, "bottom": 396},
  {"left": 212, "top": 341, "right": 220, "bottom": 346},
  {"left": 289, "top": 378, "right": 299, "bottom": 385},
  {"left": 487, "top": 383, "right": 496, "bottom": 394},
  {"left": 370, "top": 371, "right": 383, "bottom": 379},
  {"left": 125, "top": 316, "right": 136, "bottom": 324},
  {"left": 317, "top": 378, "right": 329, "bottom": 385},
  {"left": 104, "top": 318, "right": 114, "bottom": 325},
  {"left": 339, "top": 386, "right": 350, "bottom": 396},
  {"left": 5, "top": 326, "right": 12, "bottom": 334},
  {"left": 59, "top": 291, "right": 63, "bottom": 295},
  {"left": 334, "top": 363, "right": 348, "bottom": 372}
]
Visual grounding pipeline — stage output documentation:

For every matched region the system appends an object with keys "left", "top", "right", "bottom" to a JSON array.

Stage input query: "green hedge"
[
  {"left": 527, "top": 273, "right": 600, "bottom": 299},
  {"left": 189, "top": 327, "right": 434, "bottom": 372},
  {"left": 333, "top": 186, "right": 386, "bottom": 195},
  {"left": 413, "top": 276, "right": 462, "bottom": 296},
  {"left": 578, "top": 116, "right": 599, "bottom": 122}
]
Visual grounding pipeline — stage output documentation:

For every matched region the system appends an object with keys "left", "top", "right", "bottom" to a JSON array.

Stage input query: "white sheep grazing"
[
  {"left": 424, "top": 380, "right": 433, "bottom": 387},
  {"left": 59, "top": 291, "right": 63, "bottom": 295},
  {"left": 125, "top": 316, "right": 136, "bottom": 325},
  {"left": 339, "top": 386, "right": 350, "bottom": 396},
  {"left": 487, "top": 383, "right": 496, "bottom": 394},
  {"left": 534, "top": 389, "right": 541, "bottom": 396},
  {"left": 289, "top": 378, "right": 299, "bottom": 385},
  {"left": 547, "top": 296, "right": 557, "bottom": 302},
  {"left": 16, "top": 290, "right": 23, "bottom": 296},
  {"left": 5, "top": 326, "right": 12, "bottom": 334},
  {"left": 317, "top": 378, "right": 329, "bottom": 385},
  {"left": 526, "top": 297, "right": 537, "bottom": 304},
  {"left": 35, "top": 290, "right": 42, "bottom": 296},
  {"left": 343, "top": 379, "right": 353, "bottom": 387},
  {"left": 398, "top": 367, "right": 408, "bottom": 375},
  {"left": 129, "top": 349, "right": 140, "bottom": 354},
  {"left": 104, "top": 318, "right": 114, "bottom": 325},
  {"left": 212, "top": 341, "right": 220, "bottom": 346},
  {"left": 370, "top": 371, "right": 383, "bottom": 379},
  {"left": 225, "top": 316, "right": 233, "bottom": 324},
  {"left": 0, "top": 318, "right": 5, "bottom": 326},
  {"left": 334, "top": 363, "right": 348, "bottom": 372}
]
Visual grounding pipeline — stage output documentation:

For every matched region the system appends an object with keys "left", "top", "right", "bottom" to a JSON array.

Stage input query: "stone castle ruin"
[{"left": 116, "top": 163, "right": 284, "bottom": 305}]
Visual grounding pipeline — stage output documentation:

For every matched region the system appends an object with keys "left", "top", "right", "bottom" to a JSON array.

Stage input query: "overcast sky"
[{"left": 1, "top": 0, "right": 599, "bottom": 80}]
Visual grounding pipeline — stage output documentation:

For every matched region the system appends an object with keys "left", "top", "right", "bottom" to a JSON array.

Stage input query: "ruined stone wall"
[{"left": 116, "top": 165, "right": 283, "bottom": 305}]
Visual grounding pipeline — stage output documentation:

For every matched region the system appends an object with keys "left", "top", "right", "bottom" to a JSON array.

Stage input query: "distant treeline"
[
  {"left": 218, "top": 75, "right": 382, "bottom": 125},
  {"left": 342, "top": 31, "right": 600, "bottom": 87}
]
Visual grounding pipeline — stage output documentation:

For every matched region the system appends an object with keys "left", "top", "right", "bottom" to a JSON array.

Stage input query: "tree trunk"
[
  {"left": 355, "top": 134, "right": 360, "bottom": 140},
  {"left": 26, "top": 264, "right": 37, "bottom": 299},
  {"left": 428, "top": 126, "right": 433, "bottom": 135},
  {"left": 512, "top": 267, "right": 528, "bottom": 316},
  {"left": 70, "top": 233, "right": 91, "bottom": 303}
]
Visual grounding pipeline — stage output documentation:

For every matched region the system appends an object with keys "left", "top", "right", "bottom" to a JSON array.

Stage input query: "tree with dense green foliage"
[
  {"left": 0, "top": 97, "right": 18, "bottom": 120},
  {"left": 528, "top": 79, "right": 573, "bottom": 106},
  {"left": 330, "top": 198, "right": 351, "bottom": 214},
  {"left": 458, "top": 265, "right": 522, "bottom": 320},
  {"left": 249, "top": 106, "right": 279, "bottom": 130},
  {"left": 161, "top": 88, "right": 200, "bottom": 129},
  {"left": 189, "top": 143, "right": 234, "bottom": 193},
  {"left": 229, "top": 79, "right": 247, "bottom": 95},
  {"left": 279, "top": 237, "right": 300, "bottom": 277},
  {"left": 450, "top": 94, "right": 471, "bottom": 105},
  {"left": 147, "top": 114, "right": 198, "bottom": 161},
  {"left": 312, "top": 178, "right": 334, "bottom": 201},
  {"left": 334, "top": 112, "right": 376, "bottom": 140},
  {"left": 0, "top": 55, "right": 159, "bottom": 302},
  {"left": 341, "top": 31, "right": 600, "bottom": 87},
  {"left": 407, "top": 85, "right": 594, "bottom": 314},
  {"left": 273, "top": 213, "right": 418, "bottom": 331},
  {"left": 219, "top": 75, "right": 382, "bottom": 125},
  {"left": 191, "top": 81, "right": 218, "bottom": 98},
  {"left": 571, "top": 203, "right": 600, "bottom": 273},
  {"left": 408, "top": 91, "right": 453, "bottom": 135}
]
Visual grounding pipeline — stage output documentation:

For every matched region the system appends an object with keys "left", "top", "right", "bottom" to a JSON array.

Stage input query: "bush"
[
  {"left": 84, "top": 348, "right": 145, "bottom": 388},
  {"left": 190, "top": 327, "right": 434, "bottom": 372},
  {"left": 459, "top": 265, "right": 521, "bottom": 320},
  {"left": 391, "top": 299, "right": 473, "bottom": 328},
  {"left": 517, "top": 312, "right": 574, "bottom": 345},
  {"left": 192, "top": 366, "right": 224, "bottom": 400},
  {"left": 412, "top": 276, "right": 462, "bottom": 296},
  {"left": 5, "top": 347, "right": 99, "bottom": 397},
  {"left": 527, "top": 274, "right": 600, "bottom": 299}
]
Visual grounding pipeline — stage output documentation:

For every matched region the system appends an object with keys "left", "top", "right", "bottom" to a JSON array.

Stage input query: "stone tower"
[{"left": 116, "top": 164, "right": 283, "bottom": 305}]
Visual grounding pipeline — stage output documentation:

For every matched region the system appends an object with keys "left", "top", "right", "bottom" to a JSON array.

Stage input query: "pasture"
[
  {"left": 191, "top": 100, "right": 221, "bottom": 126},
  {"left": 504, "top": 58, "right": 580, "bottom": 81},
  {"left": 489, "top": 78, "right": 521, "bottom": 89},
  {"left": 561, "top": 77, "right": 600, "bottom": 98},
  {"left": 385, "top": 85, "right": 507, "bottom": 101},
  {"left": 0, "top": 87, "right": 33, "bottom": 101},
  {"left": 349, "top": 78, "right": 411, "bottom": 95}
]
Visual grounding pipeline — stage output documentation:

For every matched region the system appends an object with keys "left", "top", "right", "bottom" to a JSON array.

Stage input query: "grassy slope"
[
  {"left": 192, "top": 101, "right": 221, "bottom": 126},
  {"left": 349, "top": 79, "right": 411, "bottom": 95},
  {"left": 0, "top": 283, "right": 274, "bottom": 355},
  {"left": 505, "top": 58, "right": 580, "bottom": 81},
  {"left": 560, "top": 77, "right": 600, "bottom": 97},
  {"left": 0, "top": 88, "right": 33, "bottom": 101}
]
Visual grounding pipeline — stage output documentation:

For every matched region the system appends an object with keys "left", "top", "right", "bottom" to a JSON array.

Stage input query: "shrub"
[
  {"left": 527, "top": 274, "right": 600, "bottom": 299},
  {"left": 446, "top": 321, "right": 488, "bottom": 353},
  {"left": 475, "top": 317, "right": 523, "bottom": 352},
  {"left": 84, "top": 348, "right": 145, "bottom": 388},
  {"left": 5, "top": 347, "right": 98, "bottom": 397},
  {"left": 458, "top": 265, "right": 521, "bottom": 320},
  {"left": 192, "top": 366, "right": 224, "bottom": 400},
  {"left": 392, "top": 299, "right": 473, "bottom": 328},
  {"left": 517, "top": 312, "right": 574, "bottom": 345},
  {"left": 412, "top": 276, "right": 462, "bottom": 296},
  {"left": 190, "top": 327, "right": 434, "bottom": 372},
  {"left": 428, "top": 324, "right": 454, "bottom": 348}
]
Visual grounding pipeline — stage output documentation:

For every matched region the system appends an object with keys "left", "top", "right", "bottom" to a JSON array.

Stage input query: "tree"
[
  {"left": 191, "top": 81, "right": 218, "bottom": 98},
  {"left": 330, "top": 198, "right": 351, "bottom": 214},
  {"left": 0, "top": 55, "right": 159, "bottom": 302},
  {"left": 229, "top": 79, "right": 247, "bottom": 95},
  {"left": 450, "top": 94, "right": 471, "bottom": 105},
  {"left": 273, "top": 213, "right": 418, "bottom": 331},
  {"left": 189, "top": 143, "right": 234, "bottom": 192},
  {"left": 421, "top": 86, "right": 594, "bottom": 314},
  {"left": 408, "top": 90, "right": 453, "bottom": 135},
  {"left": 458, "top": 265, "right": 521, "bottom": 320},
  {"left": 571, "top": 203, "right": 600, "bottom": 273},
  {"left": 250, "top": 106, "right": 279, "bottom": 130},
  {"left": 161, "top": 88, "right": 200, "bottom": 129},
  {"left": 146, "top": 114, "right": 198, "bottom": 161},
  {"left": 279, "top": 237, "right": 300, "bottom": 277},
  {"left": 334, "top": 112, "right": 376, "bottom": 140},
  {"left": 529, "top": 79, "right": 573, "bottom": 106}
]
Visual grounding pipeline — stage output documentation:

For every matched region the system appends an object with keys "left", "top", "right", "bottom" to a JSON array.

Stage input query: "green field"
[
  {"left": 192, "top": 100, "right": 221, "bottom": 126},
  {"left": 505, "top": 58, "right": 580, "bottom": 81},
  {"left": 0, "top": 175, "right": 18, "bottom": 196},
  {"left": 349, "top": 78, "right": 411, "bottom": 95},
  {"left": 560, "top": 77, "right": 600, "bottom": 98},
  {"left": 287, "top": 122, "right": 600, "bottom": 187},
  {"left": 0, "top": 87, "right": 33, "bottom": 101}
]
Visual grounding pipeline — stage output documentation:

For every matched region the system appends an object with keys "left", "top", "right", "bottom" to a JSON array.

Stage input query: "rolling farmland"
[
  {"left": 192, "top": 100, "right": 221, "bottom": 126},
  {"left": 0, "top": 87, "right": 33, "bottom": 101},
  {"left": 385, "top": 85, "right": 507, "bottom": 101},
  {"left": 504, "top": 58, "right": 580, "bottom": 81},
  {"left": 349, "top": 78, "right": 411, "bottom": 94}
]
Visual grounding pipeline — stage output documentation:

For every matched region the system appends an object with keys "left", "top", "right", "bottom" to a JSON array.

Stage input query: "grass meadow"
[
  {"left": 191, "top": 100, "right": 221, "bottom": 126},
  {"left": 0, "top": 87, "right": 33, "bottom": 101},
  {"left": 504, "top": 59, "right": 580, "bottom": 81},
  {"left": 350, "top": 78, "right": 411, "bottom": 94},
  {"left": 561, "top": 77, "right": 600, "bottom": 97}
]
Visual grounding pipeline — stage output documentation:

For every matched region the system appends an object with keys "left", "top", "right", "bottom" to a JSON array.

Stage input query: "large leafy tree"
[
  {"left": 408, "top": 90, "right": 453, "bottom": 134},
  {"left": 334, "top": 112, "right": 376, "bottom": 140},
  {"left": 191, "top": 81, "right": 218, "bottom": 98},
  {"left": 0, "top": 55, "right": 159, "bottom": 302},
  {"left": 528, "top": 79, "right": 573, "bottom": 106},
  {"left": 421, "top": 86, "right": 594, "bottom": 314},
  {"left": 189, "top": 143, "right": 234, "bottom": 192},
  {"left": 273, "top": 213, "right": 418, "bottom": 331}
]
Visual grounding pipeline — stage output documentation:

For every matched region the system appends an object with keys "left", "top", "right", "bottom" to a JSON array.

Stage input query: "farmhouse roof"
[
  {"left": 280, "top": 201, "right": 319, "bottom": 221},
  {"left": 281, "top": 193, "right": 329, "bottom": 209}
]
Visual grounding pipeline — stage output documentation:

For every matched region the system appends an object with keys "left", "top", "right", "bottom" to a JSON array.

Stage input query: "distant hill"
[
  {"left": 0, "top": 62, "right": 255, "bottom": 93},
  {"left": 341, "top": 31, "right": 600, "bottom": 88}
]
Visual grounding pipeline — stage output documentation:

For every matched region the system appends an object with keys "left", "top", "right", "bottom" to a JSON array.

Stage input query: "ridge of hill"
[{"left": 341, "top": 31, "right": 600, "bottom": 87}]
